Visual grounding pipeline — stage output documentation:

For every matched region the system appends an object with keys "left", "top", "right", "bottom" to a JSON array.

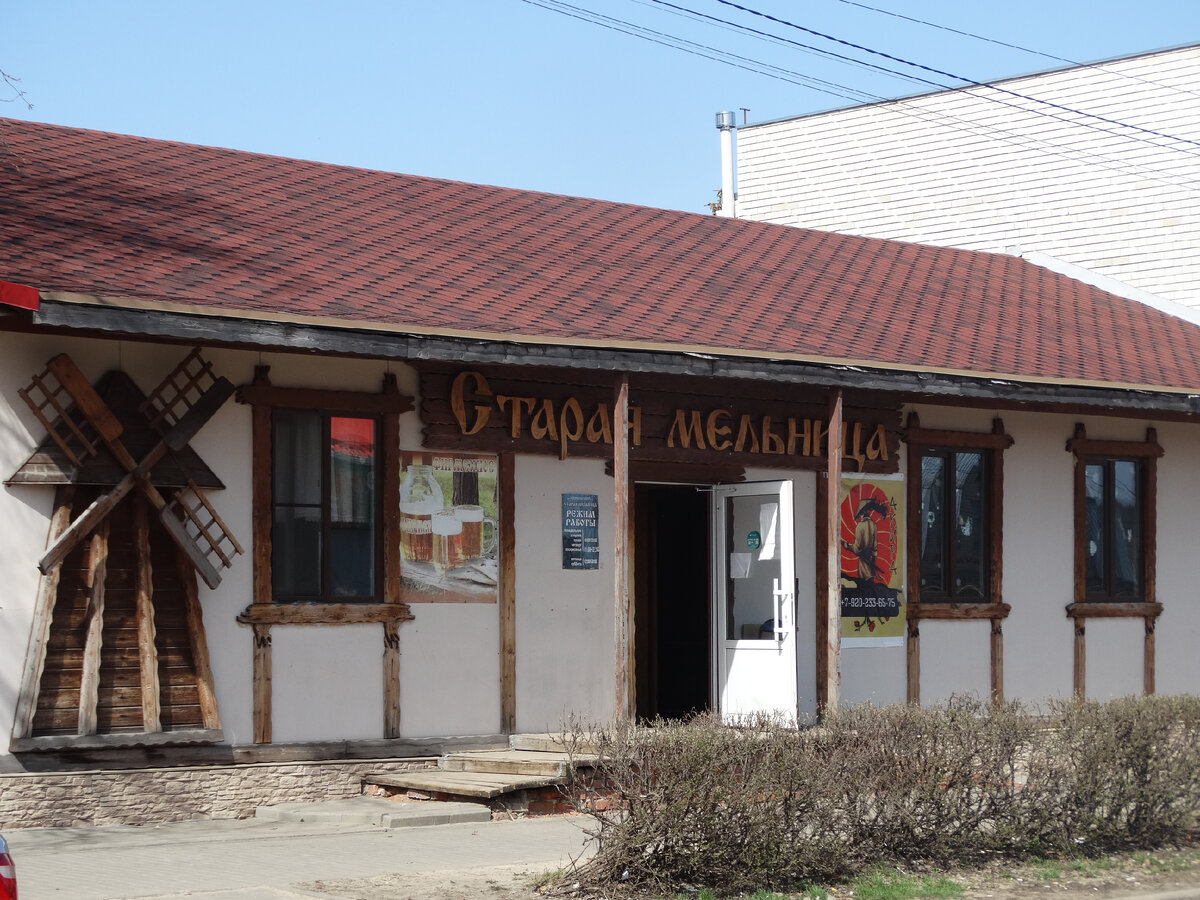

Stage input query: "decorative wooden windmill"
[{"left": 7, "top": 348, "right": 242, "bottom": 750}]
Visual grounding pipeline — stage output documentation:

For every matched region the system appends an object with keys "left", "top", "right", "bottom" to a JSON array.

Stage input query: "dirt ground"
[{"left": 296, "top": 846, "right": 1200, "bottom": 900}]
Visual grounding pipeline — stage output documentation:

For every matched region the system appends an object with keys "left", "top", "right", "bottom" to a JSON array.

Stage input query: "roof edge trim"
[{"left": 38, "top": 289, "right": 1200, "bottom": 398}]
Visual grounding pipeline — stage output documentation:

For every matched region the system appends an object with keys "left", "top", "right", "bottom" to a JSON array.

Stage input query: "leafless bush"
[{"left": 560, "top": 697, "right": 1200, "bottom": 895}]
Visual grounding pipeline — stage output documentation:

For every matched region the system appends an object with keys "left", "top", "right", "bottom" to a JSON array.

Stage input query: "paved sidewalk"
[{"left": 4, "top": 813, "right": 594, "bottom": 899}]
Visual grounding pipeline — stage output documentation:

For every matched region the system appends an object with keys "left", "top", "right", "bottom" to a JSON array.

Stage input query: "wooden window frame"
[
  {"left": 270, "top": 409, "right": 384, "bottom": 604},
  {"left": 1065, "top": 424, "right": 1162, "bottom": 698},
  {"left": 914, "top": 446, "right": 991, "bottom": 604},
  {"left": 904, "top": 413, "right": 1013, "bottom": 706}
]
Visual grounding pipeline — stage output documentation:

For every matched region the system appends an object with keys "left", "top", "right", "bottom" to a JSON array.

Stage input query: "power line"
[
  {"left": 714, "top": 0, "right": 1200, "bottom": 156},
  {"left": 826, "top": 0, "right": 1200, "bottom": 101},
  {"left": 520, "top": 0, "right": 1200, "bottom": 192},
  {"left": 519, "top": 0, "right": 882, "bottom": 103}
]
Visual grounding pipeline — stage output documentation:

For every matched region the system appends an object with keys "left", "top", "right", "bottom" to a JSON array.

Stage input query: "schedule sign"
[{"left": 562, "top": 493, "right": 599, "bottom": 570}]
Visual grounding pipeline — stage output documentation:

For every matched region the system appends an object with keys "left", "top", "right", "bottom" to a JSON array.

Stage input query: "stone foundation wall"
[{"left": 0, "top": 758, "right": 437, "bottom": 829}]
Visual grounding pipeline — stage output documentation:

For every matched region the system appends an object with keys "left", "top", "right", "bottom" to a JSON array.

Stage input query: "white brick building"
[{"left": 733, "top": 44, "right": 1200, "bottom": 309}]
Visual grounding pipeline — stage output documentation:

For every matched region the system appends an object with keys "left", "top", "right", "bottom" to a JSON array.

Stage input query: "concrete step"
[
  {"left": 254, "top": 797, "right": 491, "bottom": 828},
  {"left": 510, "top": 732, "right": 601, "bottom": 754},
  {"left": 366, "top": 769, "right": 561, "bottom": 799}
]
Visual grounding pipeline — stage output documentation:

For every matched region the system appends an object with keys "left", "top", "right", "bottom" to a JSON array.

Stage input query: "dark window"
[
  {"left": 272, "top": 410, "right": 379, "bottom": 601},
  {"left": 918, "top": 449, "right": 988, "bottom": 601},
  {"left": 1083, "top": 457, "right": 1143, "bottom": 601}
]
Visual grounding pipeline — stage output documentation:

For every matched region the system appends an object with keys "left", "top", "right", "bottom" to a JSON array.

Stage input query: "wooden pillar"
[
  {"left": 815, "top": 473, "right": 830, "bottom": 712},
  {"left": 383, "top": 622, "right": 401, "bottom": 738},
  {"left": 499, "top": 452, "right": 517, "bottom": 734},
  {"left": 1073, "top": 618, "right": 1086, "bottom": 700},
  {"left": 990, "top": 618, "right": 1004, "bottom": 706},
  {"left": 133, "top": 496, "right": 162, "bottom": 732},
  {"left": 1144, "top": 616, "right": 1156, "bottom": 696},
  {"left": 252, "top": 624, "right": 272, "bottom": 744},
  {"left": 78, "top": 519, "right": 110, "bottom": 736},
  {"left": 613, "top": 375, "right": 633, "bottom": 721},
  {"left": 176, "top": 549, "right": 221, "bottom": 730},
  {"left": 381, "top": 388, "right": 402, "bottom": 738},
  {"left": 821, "top": 388, "right": 843, "bottom": 716},
  {"left": 250, "top": 365, "right": 273, "bottom": 609},
  {"left": 906, "top": 618, "right": 920, "bottom": 705},
  {"left": 904, "top": 422, "right": 920, "bottom": 707},
  {"left": 249, "top": 366, "right": 273, "bottom": 742},
  {"left": 12, "top": 484, "right": 75, "bottom": 742}
]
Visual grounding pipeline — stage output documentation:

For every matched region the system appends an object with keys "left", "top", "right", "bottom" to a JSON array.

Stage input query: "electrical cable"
[
  {"left": 713, "top": 0, "right": 1200, "bottom": 155},
  {"left": 826, "top": 0, "right": 1200, "bottom": 101},
  {"left": 520, "top": 0, "right": 1200, "bottom": 192}
]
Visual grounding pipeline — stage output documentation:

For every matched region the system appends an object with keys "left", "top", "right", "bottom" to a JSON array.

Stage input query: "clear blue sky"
[{"left": 3, "top": 1, "right": 1197, "bottom": 214}]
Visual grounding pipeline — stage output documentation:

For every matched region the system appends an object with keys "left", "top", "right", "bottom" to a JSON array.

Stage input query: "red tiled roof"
[{"left": 1, "top": 117, "right": 1199, "bottom": 392}]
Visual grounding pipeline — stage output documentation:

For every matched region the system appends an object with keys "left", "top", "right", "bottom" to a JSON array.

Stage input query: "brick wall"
[{"left": 0, "top": 758, "right": 437, "bottom": 829}]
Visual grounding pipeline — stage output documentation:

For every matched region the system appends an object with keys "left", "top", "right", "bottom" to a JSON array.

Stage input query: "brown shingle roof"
[{"left": 1, "top": 117, "right": 1198, "bottom": 392}]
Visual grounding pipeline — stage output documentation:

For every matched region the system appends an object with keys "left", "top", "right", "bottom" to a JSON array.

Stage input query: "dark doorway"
[{"left": 634, "top": 483, "right": 711, "bottom": 720}]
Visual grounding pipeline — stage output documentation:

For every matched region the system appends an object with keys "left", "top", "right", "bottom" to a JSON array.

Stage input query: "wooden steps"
[
  {"left": 367, "top": 770, "right": 562, "bottom": 799},
  {"left": 363, "top": 733, "right": 599, "bottom": 806}
]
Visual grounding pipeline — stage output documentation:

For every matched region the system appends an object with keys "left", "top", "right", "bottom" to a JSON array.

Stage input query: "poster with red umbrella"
[{"left": 839, "top": 475, "right": 905, "bottom": 647}]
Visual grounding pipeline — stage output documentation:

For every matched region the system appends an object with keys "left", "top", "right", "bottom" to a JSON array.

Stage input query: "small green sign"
[{"left": 747, "top": 530, "right": 762, "bottom": 550}]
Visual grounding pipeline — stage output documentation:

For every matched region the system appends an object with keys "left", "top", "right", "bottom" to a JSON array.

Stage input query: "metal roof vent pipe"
[{"left": 715, "top": 110, "right": 738, "bottom": 218}]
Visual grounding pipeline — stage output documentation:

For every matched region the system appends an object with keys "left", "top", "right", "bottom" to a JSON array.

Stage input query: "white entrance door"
[{"left": 711, "top": 480, "right": 797, "bottom": 721}]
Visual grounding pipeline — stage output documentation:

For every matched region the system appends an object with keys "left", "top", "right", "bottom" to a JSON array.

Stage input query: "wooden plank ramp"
[{"left": 362, "top": 733, "right": 599, "bottom": 803}]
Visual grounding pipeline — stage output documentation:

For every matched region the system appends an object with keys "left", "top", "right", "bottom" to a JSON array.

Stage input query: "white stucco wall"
[
  {"left": 512, "top": 454, "right": 616, "bottom": 732},
  {"left": 3, "top": 332, "right": 1199, "bottom": 752},
  {"left": 905, "top": 405, "right": 1200, "bottom": 707}
]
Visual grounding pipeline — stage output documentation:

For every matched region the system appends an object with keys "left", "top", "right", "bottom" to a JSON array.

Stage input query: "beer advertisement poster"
[
  {"left": 561, "top": 493, "right": 600, "bottom": 570},
  {"left": 839, "top": 473, "right": 906, "bottom": 648},
  {"left": 399, "top": 451, "right": 499, "bottom": 602}
]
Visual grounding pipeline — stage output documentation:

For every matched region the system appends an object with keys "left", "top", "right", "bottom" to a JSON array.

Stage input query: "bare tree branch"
[{"left": 1, "top": 68, "right": 33, "bottom": 110}]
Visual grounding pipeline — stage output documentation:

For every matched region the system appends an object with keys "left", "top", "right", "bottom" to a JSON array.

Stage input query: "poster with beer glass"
[{"left": 399, "top": 451, "right": 499, "bottom": 602}]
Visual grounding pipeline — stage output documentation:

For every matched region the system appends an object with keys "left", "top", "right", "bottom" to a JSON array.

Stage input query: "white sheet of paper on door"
[
  {"left": 758, "top": 502, "right": 779, "bottom": 561},
  {"left": 730, "top": 551, "right": 752, "bottom": 579}
]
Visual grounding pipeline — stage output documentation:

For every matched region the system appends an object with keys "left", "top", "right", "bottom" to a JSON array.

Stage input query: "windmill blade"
[
  {"left": 45, "top": 355, "right": 124, "bottom": 444},
  {"left": 158, "top": 502, "right": 223, "bottom": 590},
  {"left": 39, "top": 475, "right": 137, "bottom": 574},
  {"left": 18, "top": 357, "right": 107, "bottom": 467},
  {"left": 161, "top": 377, "right": 235, "bottom": 452},
  {"left": 166, "top": 480, "right": 243, "bottom": 578},
  {"left": 141, "top": 347, "right": 227, "bottom": 433}
]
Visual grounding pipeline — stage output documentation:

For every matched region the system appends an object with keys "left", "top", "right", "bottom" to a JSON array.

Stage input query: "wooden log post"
[
  {"left": 1144, "top": 616, "right": 1156, "bottom": 696},
  {"left": 133, "top": 495, "right": 163, "bottom": 732},
  {"left": 252, "top": 624, "right": 272, "bottom": 744},
  {"left": 613, "top": 375, "right": 633, "bottom": 722},
  {"left": 906, "top": 618, "right": 920, "bottom": 705},
  {"left": 990, "top": 617, "right": 1004, "bottom": 706},
  {"left": 815, "top": 471, "right": 830, "bottom": 713},
  {"left": 11, "top": 485, "right": 76, "bottom": 743},
  {"left": 1073, "top": 618, "right": 1086, "bottom": 700},
  {"left": 250, "top": 365, "right": 273, "bottom": 608},
  {"left": 382, "top": 387, "right": 403, "bottom": 739},
  {"left": 383, "top": 622, "right": 401, "bottom": 738},
  {"left": 499, "top": 452, "right": 517, "bottom": 734},
  {"left": 822, "top": 388, "right": 843, "bottom": 716},
  {"left": 78, "top": 518, "right": 110, "bottom": 736}
]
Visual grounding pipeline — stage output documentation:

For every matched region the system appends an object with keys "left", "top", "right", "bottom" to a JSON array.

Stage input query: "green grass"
[
  {"left": 849, "top": 868, "right": 964, "bottom": 900},
  {"left": 1130, "top": 851, "right": 1192, "bottom": 873},
  {"left": 1066, "top": 856, "right": 1118, "bottom": 876}
]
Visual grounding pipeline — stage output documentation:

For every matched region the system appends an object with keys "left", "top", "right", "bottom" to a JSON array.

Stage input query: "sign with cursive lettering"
[{"left": 417, "top": 365, "right": 901, "bottom": 474}]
